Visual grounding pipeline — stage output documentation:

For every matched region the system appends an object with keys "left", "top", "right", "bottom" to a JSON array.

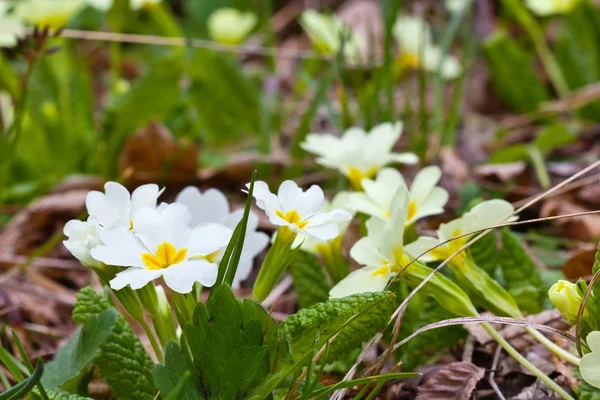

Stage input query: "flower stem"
[
  {"left": 483, "top": 323, "right": 574, "bottom": 400},
  {"left": 253, "top": 227, "right": 297, "bottom": 301},
  {"left": 526, "top": 327, "right": 580, "bottom": 366},
  {"left": 318, "top": 238, "right": 349, "bottom": 284},
  {"left": 138, "top": 317, "right": 164, "bottom": 362}
]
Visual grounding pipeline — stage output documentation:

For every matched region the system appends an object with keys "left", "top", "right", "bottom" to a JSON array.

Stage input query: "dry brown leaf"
[
  {"left": 540, "top": 195, "right": 600, "bottom": 242},
  {"left": 474, "top": 162, "right": 527, "bottom": 183},
  {"left": 416, "top": 362, "right": 485, "bottom": 400},
  {"left": 577, "top": 180, "right": 600, "bottom": 209},
  {"left": 563, "top": 249, "right": 595, "bottom": 279},
  {"left": 0, "top": 190, "right": 88, "bottom": 255},
  {"left": 119, "top": 121, "right": 198, "bottom": 186}
]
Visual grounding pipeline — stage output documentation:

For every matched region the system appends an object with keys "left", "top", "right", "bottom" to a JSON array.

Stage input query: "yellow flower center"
[
  {"left": 276, "top": 210, "right": 308, "bottom": 229},
  {"left": 348, "top": 167, "right": 378, "bottom": 191},
  {"left": 142, "top": 242, "right": 188, "bottom": 270},
  {"left": 371, "top": 266, "right": 389, "bottom": 278},
  {"left": 34, "top": 14, "right": 70, "bottom": 30},
  {"left": 396, "top": 52, "right": 421, "bottom": 71},
  {"left": 129, "top": 220, "right": 134, "bottom": 230},
  {"left": 407, "top": 200, "right": 417, "bottom": 221}
]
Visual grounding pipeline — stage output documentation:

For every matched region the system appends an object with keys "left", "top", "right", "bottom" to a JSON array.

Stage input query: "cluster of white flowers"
[{"left": 63, "top": 182, "right": 269, "bottom": 293}]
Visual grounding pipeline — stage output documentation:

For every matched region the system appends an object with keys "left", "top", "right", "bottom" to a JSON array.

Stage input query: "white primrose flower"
[
  {"left": 175, "top": 186, "right": 269, "bottom": 288},
  {"left": 406, "top": 199, "right": 516, "bottom": 262},
  {"left": 525, "top": 0, "right": 579, "bottom": 16},
  {"left": 300, "top": 9, "right": 361, "bottom": 63},
  {"left": 63, "top": 217, "right": 103, "bottom": 268},
  {"left": 345, "top": 166, "right": 448, "bottom": 225},
  {"left": 330, "top": 187, "right": 410, "bottom": 298},
  {"left": 14, "top": 0, "right": 86, "bottom": 29},
  {"left": 0, "top": 4, "right": 25, "bottom": 48},
  {"left": 85, "top": 0, "right": 161, "bottom": 12},
  {"left": 86, "top": 181, "right": 163, "bottom": 230},
  {"left": 250, "top": 180, "right": 351, "bottom": 241},
  {"left": 207, "top": 8, "right": 257, "bottom": 45},
  {"left": 91, "top": 203, "right": 232, "bottom": 294},
  {"left": 393, "top": 15, "right": 461, "bottom": 80},
  {"left": 301, "top": 122, "right": 418, "bottom": 190}
]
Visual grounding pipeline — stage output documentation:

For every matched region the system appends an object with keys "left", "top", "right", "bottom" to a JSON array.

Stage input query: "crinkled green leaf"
[
  {"left": 289, "top": 252, "right": 330, "bottom": 309},
  {"left": 498, "top": 229, "right": 544, "bottom": 314},
  {"left": 186, "top": 285, "right": 281, "bottom": 399},
  {"left": 483, "top": 31, "right": 550, "bottom": 113},
  {"left": 279, "top": 292, "right": 396, "bottom": 361},
  {"left": 41, "top": 310, "right": 116, "bottom": 390},
  {"left": 153, "top": 342, "right": 202, "bottom": 400},
  {"left": 469, "top": 231, "right": 498, "bottom": 275},
  {"left": 73, "top": 287, "right": 157, "bottom": 400},
  {"left": 28, "top": 389, "right": 92, "bottom": 400}
]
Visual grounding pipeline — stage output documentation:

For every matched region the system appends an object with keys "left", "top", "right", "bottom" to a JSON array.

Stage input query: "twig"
[{"left": 489, "top": 345, "right": 507, "bottom": 400}]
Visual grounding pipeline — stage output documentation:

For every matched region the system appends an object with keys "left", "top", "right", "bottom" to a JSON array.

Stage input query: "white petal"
[
  {"left": 350, "top": 237, "right": 383, "bottom": 267},
  {"left": 184, "top": 222, "right": 232, "bottom": 257},
  {"left": 297, "top": 185, "right": 325, "bottom": 216},
  {"left": 329, "top": 266, "right": 390, "bottom": 298},
  {"left": 63, "top": 219, "right": 86, "bottom": 238},
  {"left": 163, "top": 260, "right": 218, "bottom": 293},
  {"left": 130, "top": 184, "right": 162, "bottom": 217},
  {"left": 134, "top": 203, "right": 192, "bottom": 250},
  {"left": 110, "top": 268, "right": 163, "bottom": 290},
  {"left": 93, "top": 226, "right": 148, "bottom": 267},
  {"left": 175, "top": 186, "right": 230, "bottom": 226},
  {"left": 250, "top": 181, "right": 281, "bottom": 218},
  {"left": 240, "top": 229, "right": 269, "bottom": 260},
  {"left": 588, "top": 331, "right": 600, "bottom": 353},
  {"left": 304, "top": 208, "right": 352, "bottom": 227},
  {"left": 345, "top": 193, "right": 387, "bottom": 220},
  {"left": 393, "top": 15, "right": 432, "bottom": 53},
  {"left": 301, "top": 223, "right": 339, "bottom": 241},
  {"left": 301, "top": 133, "right": 342, "bottom": 157},
  {"left": 231, "top": 258, "right": 253, "bottom": 289},
  {"left": 413, "top": 187, "right": 449, "bottom": 222},
  {"left": 462, "top": 200, "right": 515, "bottom": 235},
  {"left": 277, "top": 180, "right": 304, "bottom": 212},
  {"left": 63, "top": 240, "right": 98, "bottom": 267},
  {"left": 368, "top": 122, "right": 403, "bottom": 152},
  {"left": 404, "top": 237, "right": 442, "bottom": 262},
  {"left": 410, "top": 166, "right": 442, "bottom": 204},
  {"left": 86, "top": 182, "right": 131, "bottom": 228},
  {"left": 386, "top": 152, "right": 419, "bottom": 165}
]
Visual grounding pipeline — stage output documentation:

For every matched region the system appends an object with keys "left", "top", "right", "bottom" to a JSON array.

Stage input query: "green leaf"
[
  {"left": 0, "top": 55, "right": 18, "bottom": 98},
  {"left": 592, "top": 241, "right": 600, "bottom": 314},
  {"left": 534, "top": 124, "right": 577, "bottom": 156},
  {"left": 28, "top": 389, "right": 92, "bottom": 400},
  {"left": 102, "top": 54, "right": 184, "bottom": 176},
  {"left": 483, "top": 31, "right": 550, "bottom": 113},
  {"left": 289, "top": 252, "right": 331, "bottom": 309},
  {"left": 498, "top": 229, "right": 544, "bottom": 314},
  {"left": 186, "top": 285, "right": 281, "bottom": 399},
  {"left": 72, "top": 287, "right": 157, "bottom": 400},
  {"left": 42, "top": 310, "right": 116, "bottom": 389},
  {"left": 469, "top": 231, "right": 498, "bottom": 275},
  {"left": 279, "top": 292, "right": 396, "bottom": 361},
  {"left": 489, "top": 144, "right": 529, "bottom": 164},
  {"left": 0, "top": 361, "right": 44, "bottom": 400},
  {"left": 309, "top": 372, "right": 419, "bottom": 399},
  {"left": 188, "top": 50, "right": 259, "bottom": 144},
  {"left": 555, "top": 1, "right": 600, "bottom": 121},
  {"left": 153, "top": 342, "right": 202, "bottom": 400}
]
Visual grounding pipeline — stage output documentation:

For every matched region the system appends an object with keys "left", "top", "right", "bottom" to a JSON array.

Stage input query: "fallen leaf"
[
  {"left": 119, "top": 121, "right": 198, "bottom": 186},
  {"left": 540, "top": 195, "right": 600, "bottom": 242},
  {"left": 474, "top": 161, "right": 527, "bottom": 183},
  {"left": 576, "top": 180, "right": 600, "bottom": 209},
  {"left": 416, "top": 362, "right": 485, "bottom": 400},
  {"left": 563, "top": 249, "right": 596, "bottom": 279}
]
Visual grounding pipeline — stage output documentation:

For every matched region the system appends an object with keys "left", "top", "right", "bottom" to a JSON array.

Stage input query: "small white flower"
[
  {"left": 393, "top": 15, "right": 461, "bottom": 80},
  {"left": 300, "top": 9, "right": 361, "bottom": 63},
  {"left": 91, "top": 203, "right": 232, "bottom": 294},
  {"left": 301, "top": 122, "right": 418, "bottom": 190},
  {"left": 293, "top": 192, "right": 354, "bottom": 254},
  {"left": 405, "top": 199, "right": 516, "bottom": 263},
  {"left": 63, "top": 217, "right": 103, "bottom": 268},
  {"left": 0, "top": 4, "right": 25, "bottom": 48},
  {"left": 13, "top": 0, "right": 86, "bottom": 29},
  {"left": 250, "top": 180, "right": 351, "bottom": 241},
  {"left": 175, "top": 186, "right": 269, "bottom": 288},
  {"left": 345, "top": 166, "right": 448, "bottom": 225},
  {"left": 330, "top": 188, "right": 410, "bottom": 298},
  {"left": 86, "top": 181, "right": 163, "bottom": 230},
  {"left": 580, "top": 331, "right": 600, "bottom": 389},
  {"left": 525, "top": 0, "right": 579, "bottom": 16},
  {"left": 207, "top": 8, "right": 257, "bottom": 45}
]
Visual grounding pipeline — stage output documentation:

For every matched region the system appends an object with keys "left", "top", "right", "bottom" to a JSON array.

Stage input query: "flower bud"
[
  {"left": 549, "top": 280, "right": 583, "bottom": 324},
  {"left": 207, "top": 8, "right": 257, "bottom": 45}
]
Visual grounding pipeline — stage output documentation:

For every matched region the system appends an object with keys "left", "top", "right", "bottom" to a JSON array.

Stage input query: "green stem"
[
  {"left": 527, "top": 145, "right": 551, "bottom": 189},
  {"left": 483, "top": 323, "right": 574, "bottom": 400},
  {"left": 501, "top": 0, "right": 569, "bottom": 97},
  {"left": 253, "top": 227, "right": 297, "bottom": 301},
  {"left": 138, "top": 317, "right": 164, "bottom": 362},
  {"left": 526, "top": 327, "right": 580, "bottom": 366},
  {"left": 318, "top": 238, "right": 349, "bottom": 284}
]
